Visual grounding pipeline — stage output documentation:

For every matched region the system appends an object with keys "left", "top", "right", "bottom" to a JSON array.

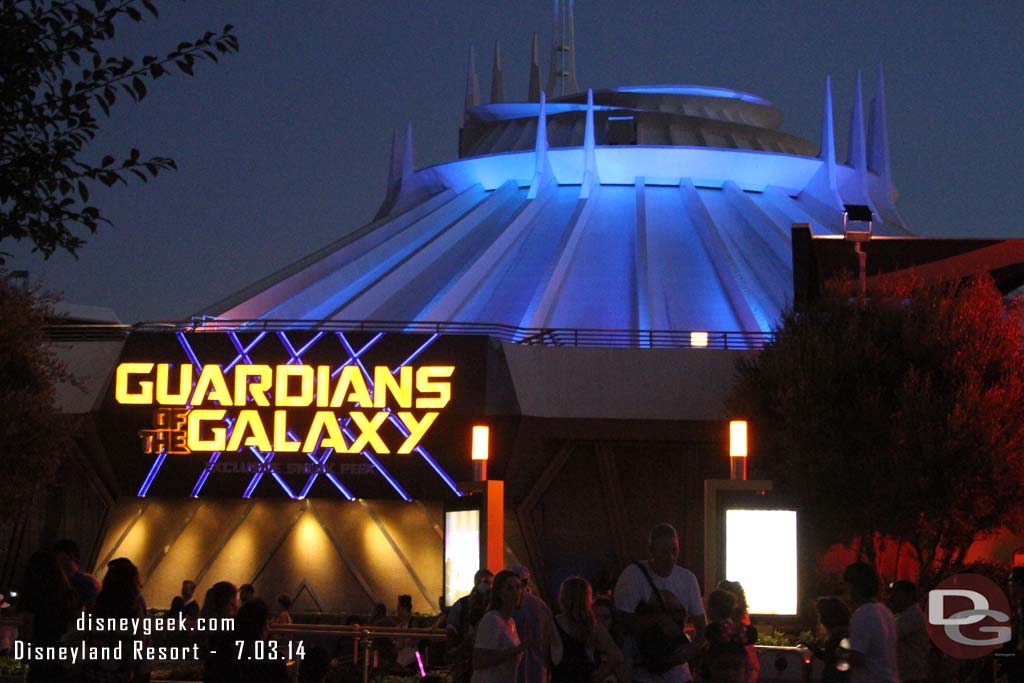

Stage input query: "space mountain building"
[
  {"left": 43, "top": 3, "right": 996, "bottom": 616},
  {"left": 205, "top": 50, "right": 907, "bottom": 334}
]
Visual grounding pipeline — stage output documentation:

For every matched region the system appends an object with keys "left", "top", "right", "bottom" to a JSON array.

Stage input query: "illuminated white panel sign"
[
  {"left": 725, "top": 509, "right": 797, "bottom": 615},
  {"left": 444, "top": 509, "right": 480, "bottom": 607}
]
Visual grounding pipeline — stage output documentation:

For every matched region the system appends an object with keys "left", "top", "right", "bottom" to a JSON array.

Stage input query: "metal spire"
[
  {"left": 464, "top": 46, "right": 480, "bottom": 119},
  {"left": 580, "top": 88, "right": 598, "bottom": 198},
  {"left": 545, "top": 0, "right": 559, "bottom": 96},
  {"left": 546, "top": 0, "right": 579, "bottom": 97},
  {"left": 528, "top": 32, "right": 541, "bottom": 103},
  {"left": 838, "top": 71, "right": 878, "bottom": 219},
  {"left": 375, "top": 128, "right": 403, "bottom": 220},
  {"left": 528, "top": 92, "right": 552, "bottom": 199},
  {"left": 567, "top": 0, "right": 578, "bottom": 94},
  {"left": 867, "top": 64, "right": 892, "bottom": 191},
  {"left": 819, "top": 76, "right": 838, "bottom": 193},
  {"left": 800, "top": 76, "right": 844, "bottom": 223},
  {"left": 867, "top": 64, "right": 906, "bottom": 229},
  {"left": 375, "top": 123, "right": 426, "bottom": 219},
  {"left": 401, "top": 121, "right": 415, "bottom": 188},
  {"left": 386, "top": 127, "right": 401, "bottom": 195},
  {"left": 491, "top": 40, "right": 504, "bottom": 104},
  {"left": 846, "top": 71, "right": 867, "bottom": 170}
]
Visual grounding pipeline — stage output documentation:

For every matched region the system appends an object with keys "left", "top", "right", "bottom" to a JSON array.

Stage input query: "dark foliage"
[
  {"left": 0, "top": 0, "right": 238, "bottom": 259},
  {"left": 727, "top": 274, "right": 1024, "bottom": 586},
  {"left": 0, "top": 271, "right": 76, "bottom": 514}
]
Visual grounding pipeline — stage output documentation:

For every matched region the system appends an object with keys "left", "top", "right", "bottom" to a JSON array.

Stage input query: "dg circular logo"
[{"left": 926, "top": 573, "right": 1012, "bottom": 659}]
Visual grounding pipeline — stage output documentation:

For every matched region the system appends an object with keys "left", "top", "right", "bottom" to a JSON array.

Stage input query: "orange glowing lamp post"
[
  {"left": 466, "top": 425, "right": 503, "bottom": 574},
  {"left": 729, "top": 420, "right": 747, "bottom": 481},
  {"left": 472, "top": 425, "right": 489, "bottom": 481}
]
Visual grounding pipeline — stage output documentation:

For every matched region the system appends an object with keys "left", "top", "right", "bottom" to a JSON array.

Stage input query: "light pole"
[
  {"left": 843, "top": 204, "right": 873, "bottom": 304},
  {"left": 472, "top": 425, "right": 489, "bottom": 481},
  {"left": 729, "top": 420, "right": 747, "bottom": 480}
]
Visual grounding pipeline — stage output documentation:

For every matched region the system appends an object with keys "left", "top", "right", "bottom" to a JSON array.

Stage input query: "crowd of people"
[
  {"left": 439, "top": 525, "right": 1024, "bottom": 683},
  {"left": 10, "top": 540, "right": 302, "bottom": 683},
  {"left": 7, "top": 529, "right": 1024, "bottom": 683}
]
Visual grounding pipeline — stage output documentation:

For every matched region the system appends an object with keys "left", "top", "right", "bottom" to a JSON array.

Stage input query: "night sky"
[{"left": 6, "top": 1, "right": 1023, "bottom": 323}]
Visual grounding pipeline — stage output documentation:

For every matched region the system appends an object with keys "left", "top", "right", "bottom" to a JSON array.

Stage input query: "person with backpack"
[{"left": 613, "top": 523, "right": 706, "bottom": 683}]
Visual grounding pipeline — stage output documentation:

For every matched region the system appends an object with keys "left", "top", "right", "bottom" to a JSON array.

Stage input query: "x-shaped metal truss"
[{"left": 136, "top": 331, "right": 462, "bottom": 500}]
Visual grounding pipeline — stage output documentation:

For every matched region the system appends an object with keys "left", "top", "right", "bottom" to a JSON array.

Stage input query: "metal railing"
[
  {"left": 47, "top": 318, "right": 775, "bottom": 349},
  {"left": 268, "top": 623, "right": 447, "bottom": 683}
]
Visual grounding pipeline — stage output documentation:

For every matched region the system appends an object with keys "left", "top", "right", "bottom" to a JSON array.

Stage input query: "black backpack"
[{"left": 632, "top": 562, "right": 690, "bottom": 675}]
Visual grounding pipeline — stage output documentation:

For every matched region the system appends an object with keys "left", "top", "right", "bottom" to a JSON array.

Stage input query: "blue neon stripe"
[
  {"left": 325, "top": 472, "right": 356, "bottom": 500},
  {"left": 281, "top": 330, "right": 324, "bottom": 363},
  {"left": 338, "top": 332, "right": 461, "bottom": 496},
  {"left": 394, "top": 333, "right": 439, "bottom": 371},
  {"left": 332, "top": 333, "right": 383, "bottom": 377},
  {"left": 277, "top": 332, "right": 358, "bottom": 499},
  {"left": 176, "top": 331, "right": 203, "bottom": 369},
  {"left": 242, "top": 468, "right": 263, "bottom": 498},
  {"left": 137, "top": 450, "right": 167, "bottom": 497},
  {"left": 190, "top": 453, "right": 222, "bottom": 497},
  {"left": 225, "top": 331, "right": 266, "bottom": 371},
  {"left": 172, "top": 329, "right": 457, "bottom": 501}
]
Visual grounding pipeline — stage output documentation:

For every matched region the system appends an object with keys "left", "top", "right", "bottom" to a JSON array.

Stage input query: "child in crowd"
[
  {"left": 813, "top": 596, "right": 852, "bottom": 683},
  {"left": 701, "top": 589, "right": 754, "bottom": 683},
  {"left": 717, "top": 580, "right": 759, "bottom": 683},
  {"left": 276, "top": 593, "right": 293, "bottom": 625}
]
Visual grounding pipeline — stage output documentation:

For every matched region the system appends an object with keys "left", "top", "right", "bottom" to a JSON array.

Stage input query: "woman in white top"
[{"left": 472, "top": 570, "right": 531, "bottom": 683}]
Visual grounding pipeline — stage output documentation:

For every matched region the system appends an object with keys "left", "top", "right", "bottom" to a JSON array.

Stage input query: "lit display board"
[
  {"left": 724, "top": 508, "right": 797, "bottom": 615},
  {"left": 115, "top": 362, "right": 453, "bottom": 455},
  {"left": 100, "top": 331, "right": 494, "bottom": 500},
  {"left": 444, "top": 509, "right": 481, "bottom": 607}
]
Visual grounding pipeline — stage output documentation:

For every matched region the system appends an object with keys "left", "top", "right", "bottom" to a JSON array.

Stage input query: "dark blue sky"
[{"left": 8, "top": 1, "right": 1023, "bottom": 322}]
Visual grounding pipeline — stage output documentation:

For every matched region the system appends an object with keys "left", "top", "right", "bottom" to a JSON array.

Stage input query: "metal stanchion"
[{"left": 362, "top": 631, "right": 373, "bottom": 683}]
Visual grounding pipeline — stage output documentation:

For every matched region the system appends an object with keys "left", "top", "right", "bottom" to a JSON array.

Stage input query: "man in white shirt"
[
  {"left": 614, "top": 523, "right": 706, "bottom": 683},
  {"left": 843, "top": 562, "right": 900, "bottom": 683}
]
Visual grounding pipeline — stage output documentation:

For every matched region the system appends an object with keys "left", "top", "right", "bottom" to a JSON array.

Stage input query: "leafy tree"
[
  {"left": 727, "top": 274, "right": 1024, "bottom": 587},
  {"left": 0, "top": 0, "right": 238, "bottom": 260},
  {"left": 0, "top": 270, "right": 76, "bottom": 515}
]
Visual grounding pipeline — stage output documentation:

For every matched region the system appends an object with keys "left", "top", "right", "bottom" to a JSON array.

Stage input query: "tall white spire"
[
  {"left": 846, "top": 71, "right": 867, "bottom": 170},
  {"left": 464, "top": 46, "right": 480, "bottom": 120},
  {"left": 567, "top": 0, "right": 578, "bottom": 94},
  {"left": 375, "top": 123, "right": 425, "bottom": 220},
  {"left": 867, "top": 64, "right": 892, "bottom": 192},
  {"left": 546, "top": 0, "right": 579, "bottom": 97},
  {"left": 528, "top": 32, "right": 541, "bottom": 102},
  {"left": 867, "top": 64, "right": 906, "bottom": 229},
  {"left": 401, "top": 121, "right": 415, "bottom": 184},
  {"left": 490, "top": 40, "right": 504, "bottom": 104},
  {"left": 838, "top": 72, "right": 878, "bottom": 218},
  {"left": 800, "top": 76, "right": 844, "bottom": 224},
  {"left": 580, "top": 88, "right": 599, "bottom": 198},
  {"left": 528, "top": 92, "right": 553, "bottom": 199},
  {"left": 819, "top": 76, "right": 838, "bottom": 193}
]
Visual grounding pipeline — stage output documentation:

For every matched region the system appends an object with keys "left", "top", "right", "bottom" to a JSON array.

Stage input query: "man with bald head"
[{"left": 614, "top": 523, "right": 706, "bottom": 683}]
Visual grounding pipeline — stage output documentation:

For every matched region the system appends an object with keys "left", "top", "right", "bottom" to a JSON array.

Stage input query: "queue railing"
[
  {"left": 268, "top": 623, "right": 447, "bottom": 683},
  {"left": 47, "top": 318, "right": 775, "bottom": 350}
]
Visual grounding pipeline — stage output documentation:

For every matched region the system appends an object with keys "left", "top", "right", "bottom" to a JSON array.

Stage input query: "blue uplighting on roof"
[
  {"left": 615, "top": 85, "right": 773, "bottom": 107},
  {"left": 470, "top": 102, "right": 621, "bottom": 121}
]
